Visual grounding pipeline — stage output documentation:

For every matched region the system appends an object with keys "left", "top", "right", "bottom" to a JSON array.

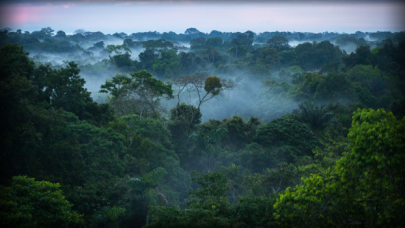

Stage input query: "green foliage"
[
  {"left": 147, "top": 171, "right": 278, "bottom": 228},
  {"left": 116, "top": 114, "right": 190, "bottom": 208},
  {"left": 230, "top": 196, "right": 277, "bottom": 228},
  {"left": 143, "top": 39, "right": 175, "bottom": 51},
  {"left": 35, "top": 62, "right": 114, "bottom": 124},
  {"left": 0, "top": 176, "right": 83, "bottom": 228},
  {"left": 106, "top": 44, "right": 131, "bottom": 55},
  {"left": 314, "top": 72, "right": 357, "bottom": 102},
  {"left": 170, "top": 103, "right": 202, "bottom": 126},
  {"left": 318, "top": 62, "right": 339, "bottom": 74},
  {"left": 128, "top": 167, "right": 167, "bottom": 193},
  {"left": 227, "top": 42, "right": 247, "bottom": 59},
  {"left": 0, "top": 43, "right": 34, "bottom": 79},
  {"left": 254, "top": 115, "right": 320, "bottom": 157},
  {"left": 168, "top": 103, "right": 202, "bottom": 168},
  {"left": 152, "top": 50, "right": 180, "bottom": 78},
  {"left": 295, "top": 41, "right": 342, "bottom": 70},
  {"left": 293, "top": 101, "right": 335, "bottom": 135},
  {"left": 239, "top": 143, "right": 275, "bottom": 174},
  {"left": 267, "top": 36, "right": 291, "bottom": 51},
  {"left": 256, "top": 47, "right": 280, "bottom": 69},
  {"left": 91, "top": 206, "right": 126, "bottom": 228},
  {"left": 112, "top": 53, "right": 134, "bottom": 68},
  {"left": 290, "top": 72, "right": 326, "bottom": 101},
  {"left": 204, "top": 76, "right": 223, "bottom": 95},
  {"left": 390, "top": 98, "right": 405, "bottom": 119},
  {"left": 146, "top": 171, "right": 231, "bottom": 228},
  {"left": 2, "top": 30, "right": 405, "bottom": 228},
  {"left": 100, "top": 70, "right": 173, "bottom": 117},
  {"left": 190, "top": 126, "right": 227, "bottom": 172},
  {"left": 343, "top": 45, "right": 371, "bottom": 69},
  {"left": 219, "top": 116, "right": 260, "bottom": 150},
  {"left": 127, "top": 167, "right": 168, "bottom": 207},
  {"left": 274, "top": 109, "right": 405, "bottom": 227},
  {"left": 118, "top": 114, "right": 177, "bottom": 172}
]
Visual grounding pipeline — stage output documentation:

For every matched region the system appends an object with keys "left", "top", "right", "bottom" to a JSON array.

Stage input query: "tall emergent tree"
[
  {"left": 171, "top": 75, "right": 234, "bottom": 134},
  {"left": 100, "top": 70, "right": 173, "bottom": 119}
]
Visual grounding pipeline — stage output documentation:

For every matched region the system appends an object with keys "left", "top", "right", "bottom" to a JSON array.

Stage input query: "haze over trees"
[{"left": 1, "top": 26, "right": 405, "bottom": 227}]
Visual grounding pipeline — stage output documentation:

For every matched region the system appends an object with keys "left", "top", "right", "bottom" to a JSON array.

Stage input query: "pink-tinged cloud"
[
  {"left": 63, "top": 3, "right": 75, "bottom": 8},
  {"left": 1, "top": 2, "right": 404, "bottom": 33},
  {"left": 1, "top": 4, "right": 46, "bottom": 24}
]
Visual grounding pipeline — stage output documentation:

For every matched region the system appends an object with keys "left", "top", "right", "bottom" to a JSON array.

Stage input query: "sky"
[{"left": 1, "top": 0, "right": 404, "bottom": 34}]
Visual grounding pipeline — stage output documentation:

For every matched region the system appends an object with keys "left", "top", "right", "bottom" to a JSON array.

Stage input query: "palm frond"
[
  {"left": 146, "top": 167, "right": 167, "bottom": 186},
  {"left": 294, "top": 100, "right": 334, "bottom": 134},
  {"left": 107, "top": 206, "right": 126, "bottom": 221}
]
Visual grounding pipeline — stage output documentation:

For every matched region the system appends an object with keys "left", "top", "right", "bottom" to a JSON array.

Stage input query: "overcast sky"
[{"left": 1, "top": 0, "right": 404, "bottom": 34}]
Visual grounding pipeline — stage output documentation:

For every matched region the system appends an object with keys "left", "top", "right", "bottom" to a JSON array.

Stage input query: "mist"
[{"left": 10, "top": 27, "right": 400, "bottom": 123}]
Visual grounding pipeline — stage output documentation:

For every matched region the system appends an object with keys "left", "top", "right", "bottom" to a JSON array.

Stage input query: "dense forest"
[{"left": 1, "top": 27, "right": 405, "bottom": 227}]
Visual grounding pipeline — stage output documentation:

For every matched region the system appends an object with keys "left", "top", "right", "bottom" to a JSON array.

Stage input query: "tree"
[
  {"left": 100, "top": 70, "right": 173, "bottom": 119},
  {"left": 256, "top": 47, "right": 280, "bottom": 69},
  {"left": 152, "top": 50, "right": 180, "bottom": 78},
  {"left": 279, "top": 50, "right": 296, "bottom": 67},
  {"left": 190, "top": 37, "right": 206, "bottom": 50},
  {"left": 314, "top": 72, "right": 357, "bottom": 102},
  {"left": 106, "top": 44, "right": 131, "bottom": 55},
  {"left": 139, "top": 49, "right": 159, "bottom": 69},
  {"left": 185, "top": 28, "right": 200, "bottom": 35},
  {"left": 41, "top": 27, "right": 54, "bottom": 36},
  {"left": 219, "top": 116, "right": 260, "bottom": 150},
  {"left": 146, "top": 171, "right": 231, "bottom": 228},
  {"left": 202, "top": 47, "right": 221, "bottom": 65},
  {"left": 290, "top": 72, "right": 326, "bottom": 101},
  {"left": 170, "top": 75, "right": 234, "bottom": 134},
  {"left": 274, "top": 109, "right": 405, "bottom": 227},
  {"left": 106, "top": 44, "right": 132, "bottom": 65},
  {"left": 74, "top": 29, "right": 86, "bottom": 35},
  {"left": 232, "top": 32, "right": 253, "bottom": 48},
  {"left": 146, "top": 171, "right": 278, "bottom": 228},
  {"left": 123, "top": 38, "right": 135, "bottom": 48},
  {"left": 179, "top": 51, "right": 197, "bottom": 74},
  {"left": 0, "top": 44, "right": 39, "bottom": 185},
  {"left": 390, "top": 98, "right": 405, "bottom": 119},
  {"left": 254, "top": 115, "right": 320, "bottom": 159},
  {"left": 228, "top": 38, "right": 244, "bottom": 59},
  {"left": 143, "top": 39, "right": 175, "bottom": 51},
  {"left": 293, "top": 101, "right": 335, "bottom": 135},
  {"left": 267, "top": 36, "right": 290, "bottom": 51},
  {"left": 55, "top": 30, "right": 66, "bottom": 38},
  {"left": 318, "top": 62, "right": 339, "bottom": 74},
  {"left": 295, "top": 41, "right": 342, "bottom": 70},
  {"left": 190, "top": 127, "right": 227, "bottom": 172},
  {"left": 33, "top": 62, "right": 115, "bottom": 125},
  {"left": 168, "top": 103, "right": 202, "bottom": 168},
  {"left": 0, "top": 176, "right": 83, "bottom": 227},
  {"left": 343, "top": 45, "right": 371, "bottom": 69},
  {"left": 126, "top": 167, "right": 167, "bottom": 225},
  {"left": 93, "top": 41, "right": 105, "bottom": 48},
  {"left": 244, "top": 30, "right": 255, "bottom": 48},
  {"left": 206, "top": 37, "right": 223, "bottom": 48},
  {"left": 1, "top": 27, "right": 12, "bottom": 33}
]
